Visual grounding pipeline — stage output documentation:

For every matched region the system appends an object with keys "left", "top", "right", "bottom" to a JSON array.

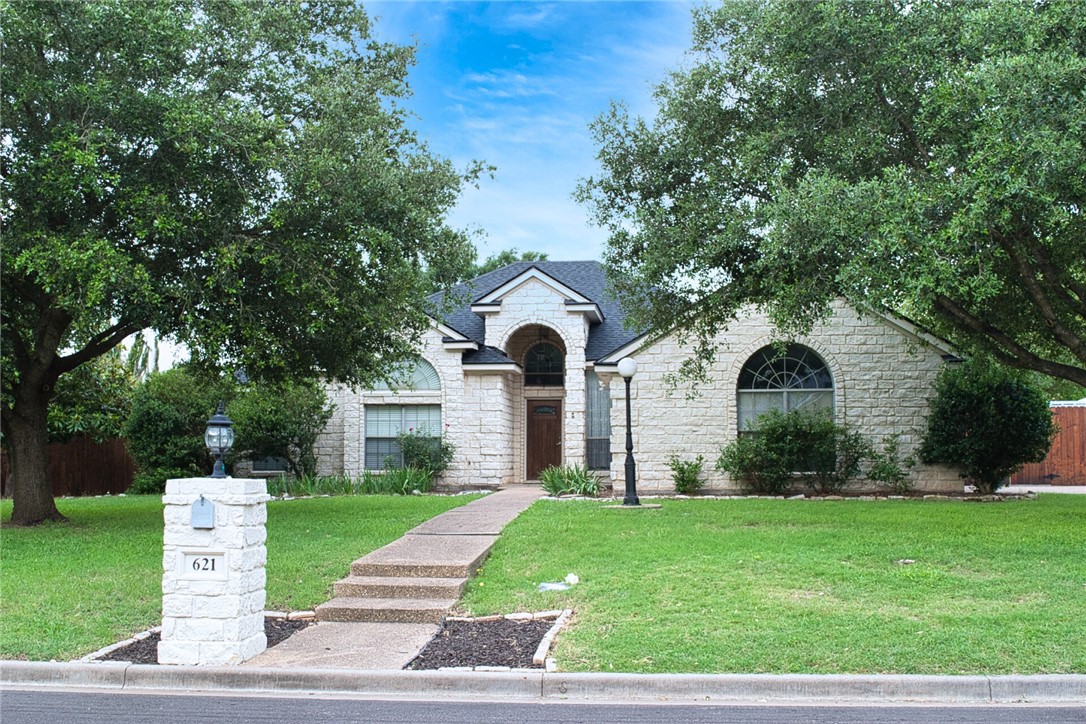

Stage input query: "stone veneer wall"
[
  {"left": 485, "top": 278, "right": 591, "bottom": 479},
  {"left": 314, "top": 327, "right": 475, "bottom": 485},
  {"left": 602, "top": 303, "right": 961, "bottom": 494}
]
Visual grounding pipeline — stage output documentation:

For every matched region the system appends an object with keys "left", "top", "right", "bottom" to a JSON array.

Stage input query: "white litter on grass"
[{"left": 538, "top": 573, "right": 580, "bottom": 592}]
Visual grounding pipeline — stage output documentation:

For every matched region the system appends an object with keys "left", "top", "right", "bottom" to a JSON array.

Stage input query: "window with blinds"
[
  {"left": 736, "top": 344, "right": 834, "bottom": 432},
  {"left": 364, "top": 404, "right": 442, "bottom": 469}
]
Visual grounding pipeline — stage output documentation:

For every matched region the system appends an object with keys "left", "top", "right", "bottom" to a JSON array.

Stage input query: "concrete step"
[
  {"left": 315, "top": 597, "right": 458, "bottom": 624},
  {"left": 332, "top": 575, "right": 468, "bottom": 599},
  {"left": 349, "top": 534, "right": 497, "bottom": 579}
]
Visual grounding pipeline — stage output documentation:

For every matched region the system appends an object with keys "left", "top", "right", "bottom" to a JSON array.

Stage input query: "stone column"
[{"left": 159, "top": 477, "right": 268, "bottom": 666}]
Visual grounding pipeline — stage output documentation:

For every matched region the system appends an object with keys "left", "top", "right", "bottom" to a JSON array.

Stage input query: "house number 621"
[{"left": 192, "top": 557, "right": 217, "bottom": 572}]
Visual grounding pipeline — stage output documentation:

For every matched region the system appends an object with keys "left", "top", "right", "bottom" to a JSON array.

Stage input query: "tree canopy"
[
  {"left": 1, "top": 1, "right": 484, "bottom": 524},
  {"left": 578, "top": 0, "right": 1086, "bottom": 387}
]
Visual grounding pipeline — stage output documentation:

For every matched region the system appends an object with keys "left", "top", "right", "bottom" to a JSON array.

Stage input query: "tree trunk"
[{"left": 4, "top": 387, "right": 66, "bottom": 526}]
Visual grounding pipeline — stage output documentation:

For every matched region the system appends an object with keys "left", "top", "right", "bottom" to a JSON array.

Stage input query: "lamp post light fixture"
[
  {"left": 205, "top": 401, "right": 235, "bottom": 479},
  {"left": 617, "top": 356, "right": 639, "bottom": 506}
]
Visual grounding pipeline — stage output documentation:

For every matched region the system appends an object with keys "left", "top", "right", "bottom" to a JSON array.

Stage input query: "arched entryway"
[{"left": 505, "top": 325, "right": 567, "bottom": 480}]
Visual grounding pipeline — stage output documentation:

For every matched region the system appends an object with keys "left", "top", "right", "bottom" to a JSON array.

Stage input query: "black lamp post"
[
  {"left": 205, "top": 401, "right": 235, "bottom": 479},
  {"left": 618, "top": 357, "right": 639, "bottom": 506}
]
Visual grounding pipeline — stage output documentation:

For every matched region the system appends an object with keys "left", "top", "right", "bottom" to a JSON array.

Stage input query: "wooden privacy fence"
[
  {"left": 1010, "top": 403, "right": 1086, "bottom": 486},
  {"left": 1, "top": 436, "right": 134, "bottom": 497}
]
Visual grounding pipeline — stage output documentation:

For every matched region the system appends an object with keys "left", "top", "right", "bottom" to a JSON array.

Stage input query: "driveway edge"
[{"left": 3, "top": 661, "right": 1085, "bottom": 703}]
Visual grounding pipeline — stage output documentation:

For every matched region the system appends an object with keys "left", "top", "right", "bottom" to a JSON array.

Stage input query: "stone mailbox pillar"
[{"left": 159, "top": 477, "right": 269, "bottom": 665}]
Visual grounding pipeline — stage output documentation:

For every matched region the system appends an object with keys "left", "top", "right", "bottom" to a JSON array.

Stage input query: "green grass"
[
  {"left": 459, "top": 496, "right": 1086, "bottom": 675},
  {"left": 0, "top": 493, "right": 478, "bottom": 661}
]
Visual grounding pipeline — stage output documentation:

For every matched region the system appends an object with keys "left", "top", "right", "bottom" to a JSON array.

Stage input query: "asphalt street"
[{"left": 3, "top": 689, "right": 1085, "bottom": 724}]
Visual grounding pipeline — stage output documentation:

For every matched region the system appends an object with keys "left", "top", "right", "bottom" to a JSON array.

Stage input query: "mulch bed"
[
  {"left": 406, "top": 618, "right": 553, "bottom": 670},
  {"left": 97, "top": 618, "right": 312, "bottom": 664}
]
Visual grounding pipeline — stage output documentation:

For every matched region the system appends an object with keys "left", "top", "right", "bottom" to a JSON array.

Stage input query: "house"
[{"left": 314, "top": 261, "right": 961, "bottom": 492}]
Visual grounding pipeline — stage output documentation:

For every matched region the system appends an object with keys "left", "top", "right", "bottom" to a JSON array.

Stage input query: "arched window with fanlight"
[
  {"left": 365, "top": 358, "right": 443, "bottom": 469},
  {"left": 525, "top": 342, "right": 564, "bottom": 386},
  {"left": 371, "top": 358, "right": 441, "bottom": 391},
  {"left": 737, "top": 344, "right": 834, "bottom": 431}
]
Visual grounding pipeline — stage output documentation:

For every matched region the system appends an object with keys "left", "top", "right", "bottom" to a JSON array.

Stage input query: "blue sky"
[{"left": 366, "top": 1, "right": 696, "bottom": 262}]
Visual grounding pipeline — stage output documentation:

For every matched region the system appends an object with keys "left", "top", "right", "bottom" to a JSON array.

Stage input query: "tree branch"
[
  {"left": 995, "top": 229, "right": 1086, "bottom": 365},
  {"left": 873, "top": 82, "right": 930, "bottom": 168},
  {"left": 1015, "top": 229, "right": 1086, "bottom": 311},
  {"left": 933, "top": 294, "right": 1086, "bottom": 386},
  {"left": 0, "top": 311, "right": 32, "bottom": 368},
  {"left": 53, "top": 319, "right": 145, "bottom": 376}
]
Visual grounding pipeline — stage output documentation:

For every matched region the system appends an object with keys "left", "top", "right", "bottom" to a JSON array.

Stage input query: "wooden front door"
[{"left": 526, "top": 400, "right": 562, "bottom": 480}]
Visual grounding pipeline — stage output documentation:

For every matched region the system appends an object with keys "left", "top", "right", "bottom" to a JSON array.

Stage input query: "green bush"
[
  {"left": 394, "top": 426, "right": 454, "bottom": 476},
  {"left": 125, "top": 367, "right": 338, "bottom": 486},
  {"left": 920, "top": 360, "right": 1055, "bottom": 494},
  {"left": 124, "top": 367, "right": 225, "bottom": 479},
  {"left": 667, "top": 454, "right": 705, "bottom": 495},
  {"left": 717, "top": 409, "right": 871, "bottom": 495},
  {"left": 227, "top": 380, "right": 334, "bottom": 478},
  {"left": 866, "top": 435, "right": 915, "bottom": 495},
  {"left": 802, "top": 415, "right": 872, "bottom": 495},
  {"left": 538, "top": 464, "right": 600, "bottom": 497},
  {"left": 716, "top": 427, "right": 794, "bottom": 494},
  {"left": 128, "top": 466, "right": 195, "bottom": 495}
]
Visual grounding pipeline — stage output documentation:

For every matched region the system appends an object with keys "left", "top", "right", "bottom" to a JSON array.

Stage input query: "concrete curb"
[{"left": 3, "top": 661, "right": 1084, "bottom": 703}]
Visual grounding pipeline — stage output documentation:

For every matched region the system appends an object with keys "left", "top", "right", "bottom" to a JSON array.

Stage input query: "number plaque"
[{"left": 180, "top": 552, "right": 227, "bottom": 580}]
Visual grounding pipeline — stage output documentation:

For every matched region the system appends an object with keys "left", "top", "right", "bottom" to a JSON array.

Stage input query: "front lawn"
[
  {"left": 0, "top": 493, "right": 478, "bottom": 661},
  {"left": 459, "top": 496, "right": 1086, "bottom": 674}
]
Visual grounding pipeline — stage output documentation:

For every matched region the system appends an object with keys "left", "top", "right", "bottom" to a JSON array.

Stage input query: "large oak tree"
[
  {"left": 1, "top": 1, "right": 484, "bottom": 524},
  {"left": 579, "top": 0, "right": 1086, "bottom": 387}
]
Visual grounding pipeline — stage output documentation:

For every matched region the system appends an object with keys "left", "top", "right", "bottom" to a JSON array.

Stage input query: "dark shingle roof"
[
  {"left": 427, "top": 261, "right": 641, "bottom": 361},
  {"left": 462, "top": 346, "right": 516, "bottom": 365}
]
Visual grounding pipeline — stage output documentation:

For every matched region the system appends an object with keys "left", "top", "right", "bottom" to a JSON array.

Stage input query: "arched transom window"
[
  {"left": 525, "top": 342, "right": 564, "bottom": 386},
  {"left": 737, "top": 344, "right": 834, "bottom": 431},
  {"left": 372, "top": 358, "right": 440, "bottom": 391}
]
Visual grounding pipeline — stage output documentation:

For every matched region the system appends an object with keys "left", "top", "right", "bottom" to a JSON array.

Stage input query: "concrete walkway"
[
  {"left": 1000, "top": 484, "right": 1086, "bottom": 495},
  {"left": 245, "top": 485, "right": 544, "bottom": 670}
]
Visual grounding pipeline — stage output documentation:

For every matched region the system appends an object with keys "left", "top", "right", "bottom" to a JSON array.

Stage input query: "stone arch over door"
[{"left": 503, "top": 324, "right": 570, "bottom": 481}]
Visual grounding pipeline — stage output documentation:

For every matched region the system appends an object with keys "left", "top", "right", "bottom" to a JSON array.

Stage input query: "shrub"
[
  {"left": 539, "top": 464, "right": 600, "bottom": 497},
  {"left": 717, "top": 409, "right": 871, "bottom": 495},
  {"left": 920, "top": 360, "right": 1055, "bottom": 494},
  {"left": 866, "top": 435, "right": 915, "bottom": 495},
  {"left": 227, "top": 380, "right": 334, "bottom": 478},
  {"left": 124, "top": 367, "right": 225, "bottom": 479},
  {"left": 395, "top": 426, "right": 454, "bottom": 476},
  {"left": 802, "top": 415, "right": 872, "bottom": 495},
  {"left": 716, "top": 424, "right": 794, "bottom": 495},
  {"left": 667, "top": 454, "right": 705, "bottom": 495},
  {"left": 128, "top": 466, "right": 195, "bottom": 495}
]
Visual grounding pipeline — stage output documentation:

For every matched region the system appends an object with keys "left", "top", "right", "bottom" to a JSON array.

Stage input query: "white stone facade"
[
  {"left": 600, "top": 303, "right": 961, "bottom": 493},
  {"left": 312, "top": 266, "right": 961, "bottom": 493}
]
